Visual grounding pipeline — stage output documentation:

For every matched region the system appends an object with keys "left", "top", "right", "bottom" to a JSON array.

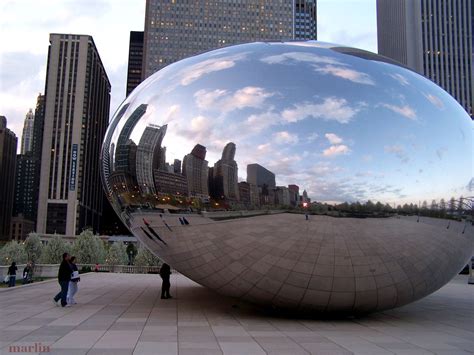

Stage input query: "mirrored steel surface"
[{"left": 101, "top": 41, "right": 473, "bottom": 313}]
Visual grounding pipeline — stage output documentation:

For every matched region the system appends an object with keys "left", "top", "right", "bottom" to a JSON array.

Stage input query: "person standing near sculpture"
[
  {"left": 159, "top": 263, "right": 172, "bottom": 299},
  {"left": 67, "top": 256, "right": 80, "bottom": 305},
  {"left": 7, "top": 262, "right": 17, "bottom": 287},
  {"left": 53, "top": 253, "right": 71, "bottom": 307},
  {"left": 22, "top": 262, "right": 33, "bottom": 284}
]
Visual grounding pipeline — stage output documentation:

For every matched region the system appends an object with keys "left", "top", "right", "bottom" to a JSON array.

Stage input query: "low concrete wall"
[{"left": 0, "top": 264, "right": 59, "bottom": 279}]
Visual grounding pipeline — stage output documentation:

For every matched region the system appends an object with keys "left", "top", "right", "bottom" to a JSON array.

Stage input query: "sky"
[
  {"left": 108, "top": 41, "right": 471, "bottom": 205},
  {"left": 0, "top": 0, "right": 377, "bottom": 148}
]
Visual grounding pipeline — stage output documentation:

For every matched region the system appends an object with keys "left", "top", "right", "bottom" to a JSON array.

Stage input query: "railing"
[{"left": 77, "top": 264, "right": 161, "bottom": 274}]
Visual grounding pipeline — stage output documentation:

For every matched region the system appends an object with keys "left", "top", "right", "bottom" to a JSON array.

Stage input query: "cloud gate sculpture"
[{"left": 101, "top": 41, "right": 473, "bottom": 314}]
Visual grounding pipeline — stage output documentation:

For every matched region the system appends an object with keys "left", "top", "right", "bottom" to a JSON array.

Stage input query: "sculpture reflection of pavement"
[{"left": 129, "top": 212, "right": 472, "bottom": 313}]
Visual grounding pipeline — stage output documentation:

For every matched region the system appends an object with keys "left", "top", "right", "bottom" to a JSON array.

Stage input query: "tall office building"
[
  {"left": 21, "top": 109, "right": 35, "bottom": 154},
  {"left": 212, "top": 142, "right": 239, "bottom": 201},
  {"left": 13, "top": 94, "right": 46, "bottom": 228},
  {"left": 182, "top": 144, "right": 209, "bottom": 198},
  {"left": 126, "top": 31, "right": 144, "bottom": 96},
  {"left": 0, "top": 116, "right": 18, "bottom": 241},
  {"left": 37, "top": 34, "right": 111, "bottom": 235},
  {"left": 142, "top": 0, "right": 318, "bottom": 79},
  {"left": 247, "top": 163, "right": 276, "bottom": 189},
  {"left": 377, "top": 0, "right": 473, "bottom": 118},
  {"left": 136, "top": 124, "right": 167, "bottom": 195}
]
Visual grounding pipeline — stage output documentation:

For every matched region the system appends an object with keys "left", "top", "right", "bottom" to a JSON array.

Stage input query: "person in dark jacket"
[
  {"left": 8, "top": 262, "right": 17, "bottom": 287},
  {"left": 53, "top": 253, "right": 71, "bottom": 307},
  {"left": 22, "top": 262, "right": 32, "bottom": 284},
  {"left": 159, "top": 263, "right": 172, "bottom": 299}
]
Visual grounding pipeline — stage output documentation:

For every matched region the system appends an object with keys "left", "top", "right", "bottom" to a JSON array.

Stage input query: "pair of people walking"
[{"left": 53, "top": 253, "right": 80, "bottom": 307}]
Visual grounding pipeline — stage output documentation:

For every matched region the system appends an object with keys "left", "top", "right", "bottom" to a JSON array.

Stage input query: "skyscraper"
[
  {"left": 212, "top": 142, "right": 239, "bottom": 201},
  {"left": 182, "top": 144, "right": 209, "bottom": 199},
  {"left": 37, "top": 34, "right": 111, "bottom": 235},
  {"left": 136, "top": 124, "right": 167, "bottom": 195},
  {"left": 0, "top": 116, "right": 18, "bottom": 241},
  {"left": 247, "top": 163, "right": 276, "bottom": 189},
  {"left": 20, "top": 109, "right": 35, "bottom": 154},
  {"left": 377, "top": 0, "right": 473, "bottom": 118},
  {"left": 142, "top": 0, "right": 318, "bottom": 79},
  {"left": 126, "top": 31, "right": 144, "bottom": 96}
]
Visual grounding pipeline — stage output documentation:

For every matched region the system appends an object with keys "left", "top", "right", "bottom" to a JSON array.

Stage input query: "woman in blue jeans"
[{"left": 8, "top": 262, "right": 17, "bottom": 287}]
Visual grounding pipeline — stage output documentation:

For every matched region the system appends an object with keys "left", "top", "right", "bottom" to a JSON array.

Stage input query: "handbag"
[
  {"left": 71, "top": 270, "right": 80, "bottom": 280},
  {"left": 4, "top": 275, "right": 9, "bottom": 283}
]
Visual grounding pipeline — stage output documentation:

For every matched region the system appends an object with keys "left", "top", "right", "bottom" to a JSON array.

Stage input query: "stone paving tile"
[{"left": 0, "top": 272, "right": 472, "bottom": 355}]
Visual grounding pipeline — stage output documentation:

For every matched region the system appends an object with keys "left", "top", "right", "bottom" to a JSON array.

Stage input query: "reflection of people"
[
  {"left": 159, "top": 263, "right": 172, "bottom": 299},
  {"left": 53, "top": 253, "right": 71, "bottom": 307},
  {"left": 67, "top": 256, "right": 80, "bottom": 305},
  {"left": 8, "top": 262, "right": 17, "bottom": 287},
  {"left": 305, "top": 213, "right": 309, "bottom": 220}
]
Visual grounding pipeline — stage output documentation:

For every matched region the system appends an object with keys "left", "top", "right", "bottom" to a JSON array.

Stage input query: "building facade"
[
  {"left": 142, "top": 0, "right": 318, "bottom": 79},
  {"left": 126, "top": 31, "right": 144, "bottom": 96},
  {"left": 136, "top": 124, "right": 167, "bottom": 195},
  {"left": 10, "top": 214, "right": 35, "bottom": 241},
  {"left": 0, "top": 116, "right": 18, "bottom": 241},
  {"left": 182, "top": 144, "right": 209, "bottom": 199},
  {"left": 37, "top": 34, "right": 111, "bottom": 235},
  {"left": 21, "top": 109, "right": 35, "bottom": 154},
  {"left": 212, "top": 142, "right": 239, "bottom": 201},
  {"left": 377, "top": 0, "right": 473, "bottom": 118}
]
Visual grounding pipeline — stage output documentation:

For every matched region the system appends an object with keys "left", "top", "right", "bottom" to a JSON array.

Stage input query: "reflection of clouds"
[
  {"left": 423, "top": 93, "right": 444, "bottom": 109},
  {"left": 384, "top": 144, "right": 409, "bottom": 163},
  {"left": 172, "top": 52, "right": 247, "bottom": 86},
  {"left": 325, "top": 133, "right": 343, "bottom": 144},
  {"left": 381, "top": 103, "right": 416, "bottom": 120},
  {"left": 389, "top": 73, "right": 410, "bottom": 86},
  {"left": 322, "top": 144, "right": 351, "bottom": 157},
  {"left": 261, "top": 51, "right": 375, "bottom": 85},
  {"left": 282, "top": 97, "right": 361, "bottom": 124},
  {"left": 315, "top": 65, "right": 375, "bottom": 85},
  {"left": 261, "top": 51, "right": 343, "bottom": 65},
  {"left": 436, "top": 147, "right": 447, "bottom": 160},
  {"left": 273, "top": 131, "right": 298, "bottom": 145},
  {"left": 244, "top": 110, "right": 280, "bottom": 134},
  {"left": 306, "top": 132, "right": 319, "bottom": 142},
  {"left": 194, "top": 86, "right": 275, "bottom": 113}
]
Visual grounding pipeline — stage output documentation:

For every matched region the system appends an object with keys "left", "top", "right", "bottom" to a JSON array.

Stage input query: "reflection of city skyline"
[{"left": 110, "top": 117, "right": 312, "bottom": 209}]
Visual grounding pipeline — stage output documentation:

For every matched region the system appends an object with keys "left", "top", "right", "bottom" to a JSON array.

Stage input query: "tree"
[
  {"left": 71, "top": 229, "right": 106, "bottom": 264},
  {"left": 24, "top": 233, "right": 42, "bottom": 264},
  {"left": 134, "top": 246, "right": 161, "bottom": 267},
  {"left": 40, "top": 235, "right": 71, "bottom": 264},
  {"left": 105, "top": 242, "right": 129, "bottom": 265},
  {"left": 0, "top": 241, "right": 28, "bottom": 265}
]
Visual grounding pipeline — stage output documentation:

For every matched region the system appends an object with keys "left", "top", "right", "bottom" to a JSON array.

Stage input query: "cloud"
[
  {"left": 424, "top": 93, "right": 444, "bottom": 109},
  {"left": 315, "top": 65, "right": 375, "bottom": 85},
  {"left": 260, "top": 51, "right": 343, "bottom": 66},
  {"left": 381, "top": 103, "right": 416, "bottom": 120},
  {"left": 194, "top": 86, "right": 274, "bottom": 113},
  {"left": 384, "top": 144, "right": 409, "bottom": 163},
  {"left": 273, "top": 131, "right": 299, "bottom": 145},
  {"left": 282, "top": 97, "right": 361, "bottom": 124},
  {"left": 436, "top": 147, "right": 447, "bottom": 160},
  {"left": 325, "top": 133, "right": 343, "bottom": 144},
  {"left": 173, "top": 52, "right": 247, "bottom": 86},
  {"left": 322, "top": 144, "right": 351, "bottom": 157},
  {"left": 244, "top": 110, "right": 280, "bottom": 134},
  {"left": 389, "top": 73, "right": 410, "bottom": 86},
  {"left": 306, "top": 133, "right": 319, "bottom": 142}
]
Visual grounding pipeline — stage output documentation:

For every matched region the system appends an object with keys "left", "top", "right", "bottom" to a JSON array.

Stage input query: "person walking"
[
  {"left": 67, "top": 256, "right": 80, "bottom": 305},
  {"left": 7, "top": 262, "right": 17, "bottom": 287},
  {"left": 159, "top": 263, "right": 172, "bottom": 299},
  {"left": 53, "top": 253, "right": 71, "bottom": 307}
]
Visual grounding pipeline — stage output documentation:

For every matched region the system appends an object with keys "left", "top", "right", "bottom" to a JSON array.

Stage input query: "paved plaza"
[{"left": 0, "top": 272, "right": 473, "bottom": 355}]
